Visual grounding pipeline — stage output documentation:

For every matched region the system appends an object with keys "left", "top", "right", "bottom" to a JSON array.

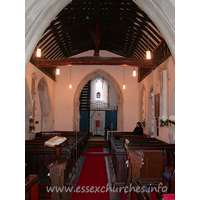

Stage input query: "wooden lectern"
[{"left": 45, "top": 136, "right": 68, "bottom": 200}]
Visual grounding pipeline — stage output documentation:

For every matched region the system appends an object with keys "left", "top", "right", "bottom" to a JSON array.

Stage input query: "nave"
[
  {"left": 25, "top": 133, "right": 175, "bottom": 200},
  {"left": 25, "top": 0, "right": 175, "bottom": 198}
]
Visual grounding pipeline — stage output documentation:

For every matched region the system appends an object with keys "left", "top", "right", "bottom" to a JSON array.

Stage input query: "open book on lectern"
[{"left": 44, "top": 136, "right": 67, "bottom": 148}]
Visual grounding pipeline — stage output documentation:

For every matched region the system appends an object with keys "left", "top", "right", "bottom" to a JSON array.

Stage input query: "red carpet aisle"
[{"left": 71, "top": 148, "right": 110, "bottom": 200}]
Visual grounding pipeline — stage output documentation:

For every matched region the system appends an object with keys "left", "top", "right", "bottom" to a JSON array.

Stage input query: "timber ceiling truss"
[{"left": 31, "top": 0, "right": 171, "bottom": 81}]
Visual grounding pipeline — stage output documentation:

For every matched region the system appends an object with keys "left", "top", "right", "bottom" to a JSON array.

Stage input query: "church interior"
[{"left": 23, "top": 0, "right": 184, "bottom": 199}]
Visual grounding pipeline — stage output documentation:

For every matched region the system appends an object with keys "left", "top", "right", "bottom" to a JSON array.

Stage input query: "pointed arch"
[{"left": 73, "top": 69, "right": 124, "bottom": 131}]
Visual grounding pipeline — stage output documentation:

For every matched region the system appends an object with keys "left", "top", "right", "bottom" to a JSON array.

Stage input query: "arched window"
[
  {"left": 95, "top": 80, "right": 103, "bottom": 100},
  {"left": 90, "top": 77, "right": 108, "bottom": 110}
]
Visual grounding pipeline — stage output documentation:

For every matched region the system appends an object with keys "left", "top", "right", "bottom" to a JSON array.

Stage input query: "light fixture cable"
[{"left": 123, "top": 66, "right": 126, "bottom": 89}]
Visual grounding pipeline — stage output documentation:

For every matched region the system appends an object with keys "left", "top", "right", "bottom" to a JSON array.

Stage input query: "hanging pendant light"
[
  {"left": 69, "top": 65, "right": 72, "bottom": 89},
  {"left": 36, "top": 48, "right": 42, "bottom": 58},
  {"left": 123, "top": 66, "right": 126, "bottom": 89},
  {"left": 146, "top": 17, "right": 151, "bottom": 60},
  {"left": 132, "top": 68, "right": 136, "bottom": 77},
  {"left": 146, "top": 50, "right": 151, "bottom": 60},
  {"left": 56, "top": 68, "right": 60, "bottom": 75}
]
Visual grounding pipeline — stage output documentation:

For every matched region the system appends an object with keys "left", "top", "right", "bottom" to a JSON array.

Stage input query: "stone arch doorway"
[
  {"left": 73, "top": 69, "right": 124, "bottom": 131},
  {"left": 25, "top": 0, "right": 175, "bottom": 68},
  {"left": 38, "top": 77, "right": 52, "bottom": 131}
]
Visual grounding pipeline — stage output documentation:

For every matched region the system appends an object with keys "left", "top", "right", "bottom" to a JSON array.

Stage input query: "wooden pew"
[
  {"left": 35, "top": 131, "right": 88, "bottom": 157},
  {"left": 123, "top": 147, "right": 151, "bottom": 200},
  {"left": 129, "top": 177, "right": 151, "bottom": 200},
  {"left": 107, "top": 131, "right": 149, "bottom": 140},
  {"left": 26, "top": 138, "right": 77, "bottom": 168},
  {"left": 109, "top": 134, "right": 175, "bottom": 185},
  {"left": 26, "top": 139, "right": 76, "bottom": 171},
  {"left": 107, "top": 132, "right": 148, "bottom": 149},
  {"left": 27, "top": 131, "right": 88, "bottom": 160},
  {"left": 25, "top": 131, "right": 87, "bottom": 185},
  {"left": 162, "top": 166, "right": 175, "bottom": 194},
  {"left": 25, "top": 146, "right": 70, "bottom": 185},
  {"left": 25, "top": 174, "right": 39, "bottom": 200}
]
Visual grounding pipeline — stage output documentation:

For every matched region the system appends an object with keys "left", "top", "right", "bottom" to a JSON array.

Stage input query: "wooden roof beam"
[{"left": 34, "top": 57, "right": 158, "bottom": 68}]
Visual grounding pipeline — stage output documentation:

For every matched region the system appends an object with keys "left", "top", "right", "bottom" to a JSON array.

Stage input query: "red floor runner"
[
  {"left": 87, "top": 147, "right": 103, "bottom": 152},
  {"left": 71, "top": 153, "right": 110, "bottom": 200}
]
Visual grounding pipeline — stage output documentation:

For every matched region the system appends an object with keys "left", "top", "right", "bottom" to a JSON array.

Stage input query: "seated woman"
[{"left": 133, "top": 122, "right": 143, "bottom": 135}]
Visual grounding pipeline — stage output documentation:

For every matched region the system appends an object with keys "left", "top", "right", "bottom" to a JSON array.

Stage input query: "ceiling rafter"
[{"left": 32, "top": 0, "right": 171, "bottom": 81}]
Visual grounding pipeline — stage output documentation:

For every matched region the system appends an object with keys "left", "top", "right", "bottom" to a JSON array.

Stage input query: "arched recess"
[
  {"left": 25, "top": 0, "right": 175, "bottom": 68},
  {"left": 148, "top": 86, "right": 155, "bottom": 136},
  {"left": 25, "top": 78, "right": 32, "bottom": 139},
  {"left": 169, "top": 85, "right": 175, "bottom": 143},
  {"left": 38, "top": 77, "right": 52, "bottom": 131},
  {"left": 73, "top": 69, "right": 124, "bottom": 131}
]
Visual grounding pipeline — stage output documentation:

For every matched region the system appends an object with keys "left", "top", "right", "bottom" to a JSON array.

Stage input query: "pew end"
[
  {"left": 162, "top": 166, "right": 175, "bottom": 194},
  {"left": 122, "top": 177, "right": 151, "bottom": 200},
  {"left": 25, "top": 174, "right": 39, "bottom": 200}
]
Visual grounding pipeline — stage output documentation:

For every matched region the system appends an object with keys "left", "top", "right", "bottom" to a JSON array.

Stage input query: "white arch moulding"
[{"left": 73, "top": 69, "right": 124, "bottom": 131}]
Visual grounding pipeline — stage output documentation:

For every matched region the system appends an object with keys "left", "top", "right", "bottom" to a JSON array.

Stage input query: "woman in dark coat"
[{"left": 133, "top": 122, "right": 143, "bottom": 135}]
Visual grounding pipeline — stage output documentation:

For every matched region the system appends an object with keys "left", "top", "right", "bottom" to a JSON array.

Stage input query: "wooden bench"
[
  {"left": 25, "top": 146, "right": 70, "bottom": 185},
  {"left": 109, "top": 134, "right": 175, "bottom": 185},
  {"left": 25, "top": 174, "right": 39, "bottom": 200},
  {"left": 123, "top": 148, "right": 151, "bottom": 200},
  {"left": 25, "top": 131, "right": 87, "bottom": 185}
]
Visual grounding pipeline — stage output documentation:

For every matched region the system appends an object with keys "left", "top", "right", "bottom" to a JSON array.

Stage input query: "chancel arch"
[
  {"left": 74, "top": 69, "right": 124, "bottom": 131},
  {"left": 37, "top": 77, "right": 52, "bottom": 131}
]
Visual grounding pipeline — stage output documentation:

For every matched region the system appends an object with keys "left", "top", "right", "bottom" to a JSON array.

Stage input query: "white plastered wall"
[
  {"left": 54, "top": 51, "right": 139, "bottom": 131},
  {"left": 25, "top": 0, "right": 175, "bottom": 139},
  {"left": 140, "top": 56, "right": 175, "bottom": 143},
  {"left": 25, "top": 62, "right": 55, "bottom": 137}
]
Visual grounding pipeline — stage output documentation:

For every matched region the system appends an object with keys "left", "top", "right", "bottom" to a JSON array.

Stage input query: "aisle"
[{"left": 71, "top": 148, "right": 110, "bottom": 200}]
